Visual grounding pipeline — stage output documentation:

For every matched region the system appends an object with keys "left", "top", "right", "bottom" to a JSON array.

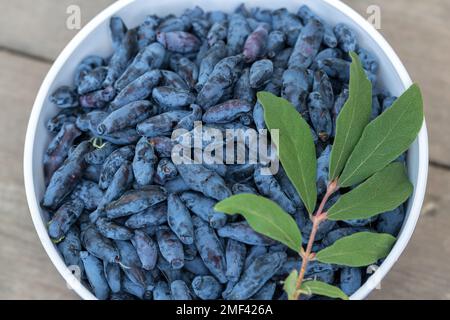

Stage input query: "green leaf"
[
  {"left": 327, "top": 162, "right": 413, "bottom": 221},
  {"left": 257, "top": 91, "right": 317, "bottom": 214},
  {"left": 283, "top": 270, "right": 299, "bottom": 300},
  {"left": 301, "top": 280, "right": 349, "bottom": 300},
  {"left": 316, "top": 232, "right": 396, "bottom": 267},
  {"left": 339, "top": 84, "right": 424, "bottom": 187},
  {"left": 215, "top": 194, "right": 302, "bottom": 252},
  {"left": 329, "top": 52, "right": 372, "bottom": 181}
]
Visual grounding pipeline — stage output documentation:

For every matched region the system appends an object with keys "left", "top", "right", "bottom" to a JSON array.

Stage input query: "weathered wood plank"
[
  {"left": 0, "top": 50, "right": 78, "bottom": 299},
  {"left": 368, "top": 165, "right": 450, "bottom": 299},
  {"left": 0, "top": 0, "right": 115, "bottom": 61},
  {"left": 343, "top": 0, "right": 450, "bottom": 165}
]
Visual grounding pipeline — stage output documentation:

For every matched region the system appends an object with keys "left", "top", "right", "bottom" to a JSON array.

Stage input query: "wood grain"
[
  {"left": 0, "top": 0, "right": 115, "bottom": 61},
  {"left": 0, "top": 50, "right": 78, "bottom": 299},
  {"left": 369, "top": 166, "right": 450, "bottom": 300}
]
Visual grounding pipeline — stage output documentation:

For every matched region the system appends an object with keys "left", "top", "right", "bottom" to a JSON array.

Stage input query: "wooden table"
[{"left": 0, "top": 0, "right": 449, "bottom": 299}]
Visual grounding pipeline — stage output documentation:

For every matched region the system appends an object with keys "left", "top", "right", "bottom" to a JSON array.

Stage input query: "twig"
[{"left": 293, "top": 180, "right": 339, "bottom": 300}]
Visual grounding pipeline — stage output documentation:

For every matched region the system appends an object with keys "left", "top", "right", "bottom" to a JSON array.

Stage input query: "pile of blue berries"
[{"left": 43, "top": 4, "right": 406, "bottom": 300}]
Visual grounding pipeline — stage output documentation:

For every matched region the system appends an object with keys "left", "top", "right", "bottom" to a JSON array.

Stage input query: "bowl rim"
[{"left": 24, "top": 0, "right": 429, "bottom": 300}]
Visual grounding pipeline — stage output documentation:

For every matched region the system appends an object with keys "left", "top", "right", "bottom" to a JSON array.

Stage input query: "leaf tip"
[
  {"left": 301, "top": 280, "right": 349, "bottom": 300},
  {"left": 213, "top": 203, "right": 223, "bottom": 212},
  {"left": 256, "top": 91, "right": 274, "bottom": 102},
  {"left": 214, "top": 197, "right": 232, "bottom": 214},
  {"left": 348, "top": 50, "right": 359, "bottom": 60},
  {"left": 283, "top": 270, "right": 299, "bottom": 300}
]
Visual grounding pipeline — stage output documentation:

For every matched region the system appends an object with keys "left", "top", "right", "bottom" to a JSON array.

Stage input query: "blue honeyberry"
[
  {"left": 80, "top": 251, "right": 110, "bottom": 300},
  {"left": 340, "top": 267, "right": 362, "bottom": 296},
  {"left": 192, "top": 276, "right": 222, "bottom": 300}
]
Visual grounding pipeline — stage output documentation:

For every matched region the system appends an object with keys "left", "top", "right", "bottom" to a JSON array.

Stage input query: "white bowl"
[{"left": 24, "top": 0, "right": 428, "bottom": 300}]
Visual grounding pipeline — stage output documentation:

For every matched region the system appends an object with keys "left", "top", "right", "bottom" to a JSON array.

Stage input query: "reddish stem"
[{"left": 292, "top": 180, "right": 338, "bottom": 300}]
